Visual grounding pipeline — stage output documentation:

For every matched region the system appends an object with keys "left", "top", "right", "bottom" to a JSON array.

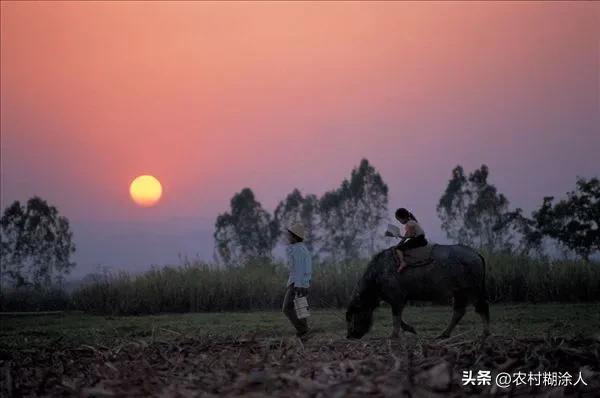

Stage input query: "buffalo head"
[{"left": 346, "top": 302, "right": 374, "bottom": 339}]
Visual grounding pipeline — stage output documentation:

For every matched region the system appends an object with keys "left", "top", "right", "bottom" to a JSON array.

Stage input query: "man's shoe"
[{"left": 297, "top": 329, "right": 315, "bottom": 341}]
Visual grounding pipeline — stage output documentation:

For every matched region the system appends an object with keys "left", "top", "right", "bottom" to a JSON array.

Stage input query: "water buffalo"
[{"left": 346, "top": 245, "right": 490, "bottom": 339}]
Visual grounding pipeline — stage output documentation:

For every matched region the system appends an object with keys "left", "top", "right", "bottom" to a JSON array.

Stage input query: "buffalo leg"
[
  {"left": 391, "top": 302, "right": 416, "bottom": 338},
  {"left": 474, "top": 298, "right": 490, "bottom": 336},
  {"left": 390, "top": 303, "right": 404, "bottom": 338},
  {"left": 401, "top": 319, "right": 417, "bottom": 334},
  {"left": 438, "top": 292, "right": 467, "bottom": 339}
]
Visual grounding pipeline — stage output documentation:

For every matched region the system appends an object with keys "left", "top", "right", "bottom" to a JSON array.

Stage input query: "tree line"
[
  {"left": 437, "top": 165, "right": 599, "bottom": 261},
  {"left": 213, "top": 159, "right": 389, "bottom": 265},
  {"left": 1, "top": 159, "right": 598, "bottom": 288},
  {"left": 213, "top": 159, "right": 599, "bottom": 265}
]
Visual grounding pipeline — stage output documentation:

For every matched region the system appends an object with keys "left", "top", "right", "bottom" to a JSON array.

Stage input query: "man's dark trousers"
[{"left": 282, "top": 284, "right": 309, "bottom": 336}]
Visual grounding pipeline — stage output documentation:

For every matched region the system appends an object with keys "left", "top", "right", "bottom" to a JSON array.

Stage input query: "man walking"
[{"left": 282, "top": 222, "right": 313, "bottom": 339}]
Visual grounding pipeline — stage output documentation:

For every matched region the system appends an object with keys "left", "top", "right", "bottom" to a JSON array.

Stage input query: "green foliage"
[
  {"left": 533, "top": 177, "right": 600, "bottom": 260},
  {"left": 71, "top": 259, "right": 366, "bottom": 315},
  {"left": 318, "top": 159, "right": 388, "bottom": 260},
  {"left": 437, "top": 165, "right": 538, "bottom": 254},
  {"left": 69, "top": 253, "right": 600, "bottom": 316},
  {"left": 0, "top": 196, "right": 76, "bottom": 288},
  {"left": 213, "top": 188, "right": 278, "bottom": 266},
  {"left": 484, "top": 252, "right": 600, "bottom": 302}
]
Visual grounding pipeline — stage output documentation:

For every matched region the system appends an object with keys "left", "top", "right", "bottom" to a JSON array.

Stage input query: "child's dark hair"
[{"left": 395, "top": 208, "right": 417, "bottom": 222}]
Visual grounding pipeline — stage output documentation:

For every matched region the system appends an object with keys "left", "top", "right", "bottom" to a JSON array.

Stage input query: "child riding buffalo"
[{"left": 393, "top": 208, "right": 428, "bottom": 272}]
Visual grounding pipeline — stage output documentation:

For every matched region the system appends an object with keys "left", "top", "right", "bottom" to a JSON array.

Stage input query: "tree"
[
  {"left": 214, "top": 188, "right": 278, "bottom": 266},
  {"left": 0, "top": 197, "right": 76, "bottom": 288},
  {"left": 273, "top": 189, "right": 319, "bottom": 255},
  {"left": 437, "top": 166, "right": 469, "bottom": 243},
  {"left": 495, "top": 208, "right": 544, "bottom": 256},
  {"left": 533, "top": 177, "right": 600, "bottom": 261},
  {"left": 319, "top": 159, "right": 388, "bottom": 260},
  {"left": 437, "top": 165, "right": 537, "bottom": 253}
]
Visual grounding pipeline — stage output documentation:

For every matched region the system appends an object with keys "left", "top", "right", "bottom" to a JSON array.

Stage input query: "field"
[{"left": 1, "top": 303, "right": 599, "bottom": 397}]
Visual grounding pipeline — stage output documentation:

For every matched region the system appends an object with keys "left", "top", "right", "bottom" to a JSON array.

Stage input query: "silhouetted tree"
[
  {"left": 496, "top": 208, "right": 544, "bottom": 256},
  {"left": 319, "top": 159, "right": 388, "bottom": 260},
  {"left": 0, "top": 197, "right": 76, "bottom": 288},
  {"left": 533, "top": 177, "right": 600, "bottom": 261},
  {"left": 214, "top": 188, "right": 278, "bottom": 266},
  {"left": 273, "top": 189, "right": 319, "bottom": 255},
  {"left": 437, "top": 165, "right": 537, "bottom": 253}
]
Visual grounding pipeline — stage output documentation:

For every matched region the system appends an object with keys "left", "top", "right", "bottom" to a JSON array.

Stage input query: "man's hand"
[{"left": 294, "top": 287, "right": 308, "bottom": 297}]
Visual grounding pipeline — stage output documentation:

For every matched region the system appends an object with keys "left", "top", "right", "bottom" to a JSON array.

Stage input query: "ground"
[{"left": 1, "top": 303, "right": 599, "bottom": 396}]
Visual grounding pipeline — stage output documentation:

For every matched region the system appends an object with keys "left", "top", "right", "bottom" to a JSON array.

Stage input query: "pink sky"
[{"left": 1, "top": 2, "right": 599, "bottom": 275}]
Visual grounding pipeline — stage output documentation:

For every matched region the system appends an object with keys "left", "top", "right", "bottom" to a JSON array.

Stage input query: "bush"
[
  {"left": 4, "top": 254, "right": 599, "bottom": 315},
  {"left": 71, "top": 254, "right": 600, "bottom": 315},
  {"left": 0, "top": 286, "right": 71, "bottom": 312},
  {"left": 484, "top": 253, "right": 600, "bottom": 303},
  {"left": 71, "top": 259, "right": 367, "bottom": 315}
]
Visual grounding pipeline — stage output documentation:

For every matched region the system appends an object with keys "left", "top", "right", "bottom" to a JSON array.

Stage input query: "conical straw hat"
[{"left": 287, "top": 222, "right": 305, "bottom": 240}]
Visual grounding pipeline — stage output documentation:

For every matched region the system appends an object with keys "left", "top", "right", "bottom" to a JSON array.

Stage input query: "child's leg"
[
  {"left": 393, "top": 248, "right": 402, "bottom": 265},
  {"left": 396, "top": 250, "right": 407, "bottom": 272}
]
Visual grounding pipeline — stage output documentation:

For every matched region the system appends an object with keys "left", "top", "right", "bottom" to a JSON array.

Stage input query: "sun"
[{"left": 129, "top": 175, "right": 163, "bottom": 207}]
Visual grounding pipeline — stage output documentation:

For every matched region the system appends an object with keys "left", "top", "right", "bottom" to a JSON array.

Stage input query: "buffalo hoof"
[
  {"left": 389, "top": 332, "right": 400, "bottom": 339},
  {"left": 404, "top": 326, "right": 417, "bottom": 335}
]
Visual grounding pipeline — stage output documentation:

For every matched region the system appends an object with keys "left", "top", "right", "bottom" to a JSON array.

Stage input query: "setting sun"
[{"left": 129, "top": 175, "right": 163, "bottom": 207}]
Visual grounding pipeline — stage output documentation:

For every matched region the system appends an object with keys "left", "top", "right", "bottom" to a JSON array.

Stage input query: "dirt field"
[{"left": 1, "top": 304, "right": 599, "bottom": 397}]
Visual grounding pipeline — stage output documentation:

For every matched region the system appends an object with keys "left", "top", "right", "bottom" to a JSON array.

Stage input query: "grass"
[
  {"left": 3, "top": 253, "right": 599, "bottom": 314},
  {"left": 62, "top": 254, "right": 600, "bottom": 315},
  {"left": 2, "top": 303, "right": 599, "bottom": 396},
  {"left": 1, "top": 303, "right": 598, "bottom": 351}
]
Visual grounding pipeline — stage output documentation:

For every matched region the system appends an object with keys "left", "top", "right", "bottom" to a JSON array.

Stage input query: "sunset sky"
[{"left": 1, "top": 1, "right": 599, "bottom": 277}]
